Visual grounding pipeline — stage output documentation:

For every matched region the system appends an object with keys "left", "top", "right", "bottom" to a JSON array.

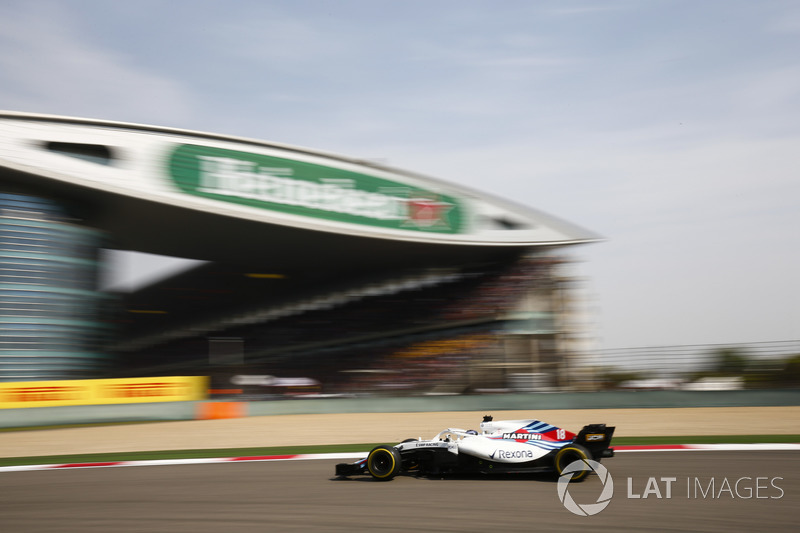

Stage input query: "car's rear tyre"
[
  {"left": 554, "top": 444, "right": 592, "bottom": 482},
  {"left": 366, "top": 445, "right": 402, "bottom": 480}
]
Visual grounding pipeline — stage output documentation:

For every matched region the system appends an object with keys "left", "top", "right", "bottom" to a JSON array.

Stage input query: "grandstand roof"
[{"left": 0, "top": 111, "right": 599, "bottom": 275}]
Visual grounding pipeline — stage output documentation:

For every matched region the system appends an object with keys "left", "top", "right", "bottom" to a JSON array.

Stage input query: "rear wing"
[{"left": 574, "top": 424, "right": 615, "bottom": 459}]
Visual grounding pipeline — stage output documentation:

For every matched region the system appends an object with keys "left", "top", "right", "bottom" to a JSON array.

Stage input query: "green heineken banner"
[{"left": 167, "top": 144, "right": 464, "bottom": 233}]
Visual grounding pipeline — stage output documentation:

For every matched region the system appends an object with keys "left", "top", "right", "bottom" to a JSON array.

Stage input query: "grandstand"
[{"left": 0, "top": 112, "right": 598, "bottom": 393}]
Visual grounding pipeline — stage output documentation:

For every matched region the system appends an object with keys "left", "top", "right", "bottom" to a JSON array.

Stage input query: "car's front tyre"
[{"left": 366, "top": 445, "right": 402, "bottom": 480}]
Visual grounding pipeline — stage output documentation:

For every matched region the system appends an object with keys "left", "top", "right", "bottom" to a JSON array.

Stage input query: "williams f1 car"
[{"left": 335, "top": 415, "right": 614, "bottom": 481}]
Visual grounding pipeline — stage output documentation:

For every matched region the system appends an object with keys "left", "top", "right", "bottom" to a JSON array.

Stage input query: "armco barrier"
[
  {"left": 0, "top": 389, "right": 798, "bottom": 429},
  {"left": 0, "top": 401, "right": 198, "bottom": 428}
]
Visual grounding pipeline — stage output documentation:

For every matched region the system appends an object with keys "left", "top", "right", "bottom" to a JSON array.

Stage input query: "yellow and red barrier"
[{"left": 0, "top": 376, "right": 208, "bottom": 409}]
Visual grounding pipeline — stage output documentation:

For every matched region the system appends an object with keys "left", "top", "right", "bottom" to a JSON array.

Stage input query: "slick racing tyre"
[
  {"left": 554, "top": 444, "right": 592, "bottom": 482},
  {"left": 366, "top": 445, "right": 402, "bottom": 481}
]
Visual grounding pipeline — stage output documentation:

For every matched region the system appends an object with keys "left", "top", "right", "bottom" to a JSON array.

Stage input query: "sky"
[{"left": 0, "top": 0, "right": 798, "bottom": 350}]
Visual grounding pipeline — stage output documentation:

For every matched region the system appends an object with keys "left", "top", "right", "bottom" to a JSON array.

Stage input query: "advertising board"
[{"left": 0, "top": 376, "right": 208, "bottom": 409}]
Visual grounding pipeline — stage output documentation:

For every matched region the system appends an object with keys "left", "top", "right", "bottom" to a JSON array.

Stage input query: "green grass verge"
[{"left": 1, "top": 435, "right": 797, "bottom": 467}]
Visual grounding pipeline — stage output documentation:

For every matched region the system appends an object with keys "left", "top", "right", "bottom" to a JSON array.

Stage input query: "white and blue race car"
[{"left": 335, "top": 415, "right": 614, "bottom": 481}]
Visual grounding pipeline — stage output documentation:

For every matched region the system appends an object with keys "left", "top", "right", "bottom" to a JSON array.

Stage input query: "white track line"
[{"left": 1, "top": 445, "right": 797, "bottom": 473}]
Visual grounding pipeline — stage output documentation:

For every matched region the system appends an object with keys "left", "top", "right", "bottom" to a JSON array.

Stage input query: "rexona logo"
[
  {"left": 492, "top": 449, "right": 536, "bottom": 459},
  {"left": 167, "top": 144, "right": 464, "bottom": 233}
]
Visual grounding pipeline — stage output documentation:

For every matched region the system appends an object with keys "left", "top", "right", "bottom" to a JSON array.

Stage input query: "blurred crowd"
[{"left": 120, "top": 254, "right": 567, "bottom": 396}]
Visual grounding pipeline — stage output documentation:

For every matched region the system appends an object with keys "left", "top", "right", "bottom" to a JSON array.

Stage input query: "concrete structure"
[{"left": 0, "top": 112, "right": 598, "bottom": 386}]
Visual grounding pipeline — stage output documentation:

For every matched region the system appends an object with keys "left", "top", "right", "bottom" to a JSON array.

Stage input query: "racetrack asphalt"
[{"left": 2, "top": 451, "right": 797, "bottom": 532}]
